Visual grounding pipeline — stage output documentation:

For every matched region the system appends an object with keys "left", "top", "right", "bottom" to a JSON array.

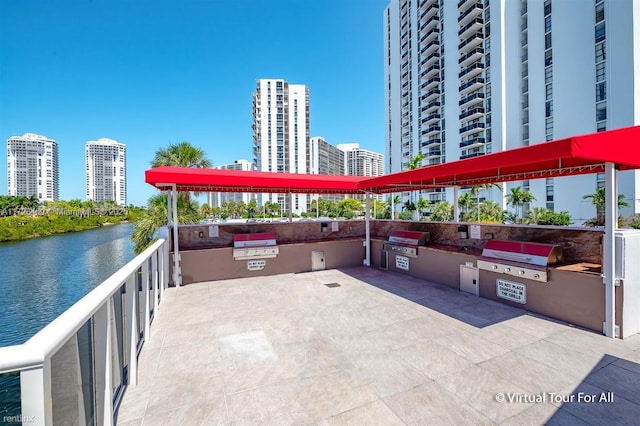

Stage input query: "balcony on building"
[
  {"left": 420, "top": 38, "right": 440, "bottom": 56},
  {"left": 459, "top": 106, "right": 485, "bottom": 120},
  {"left": 422, "top": 26, "right": 440, "bottom": 44},
  {"left": 458, "top": 17, "right": 483, "bottom": 38},
  {"left": 459, "top": 121, "right": 486, "bottom": 137},
  {"left": 460, "top": 150, "right": 485, "bottom": 159},
  {"left": 459, "top": 135, "right": 486, "bottom": 148},
  {"left": 458, "top": 1, "right": 483, "bottom": 27},
  {"left": 420, "top": 13, "right": 440, "bottom": 31},
  {"left": 423, "top": 112, "right": 441, "bottom": 124},
  {"left": 426, "top": 147, "right": 442, "bottom": 157},
  {"left": 420, "top": 61, "right": 440, "bottom": 78},
  {"left": 421, "top": 76, "right": 441, "bottom": 91},
  {"left": 424, "top": 100, "right": 441, "bottom": 113},
  {"left": 423, "top": 124, "right": 441, "bottom": 136},
  {"left": 458, "top": 47, "right": 484, "bottom": 67},
  {"left": 420, "top": 2, "right": 439, "bottom": 21},
  {"left": 421, "top": 137, "right": 441, "bottom": 147},
  {"left": 458, "top": 31, "right": 484, "bottom": 51},
  {"left": 458, "top": 61, "right": 485, "bottom": 79},
  {"left": 458, "top": 0, "right": 475, "bottom": 9},
  {"left": 421, "top": 88, "right": 440, "bottom": 102},
  {"left": 459, "top": 91, "right": 485, "bottom": 109}
]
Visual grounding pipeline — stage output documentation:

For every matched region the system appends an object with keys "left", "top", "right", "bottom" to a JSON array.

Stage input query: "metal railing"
[{"left": 0, "top": 238, "right": 169, "bottom": 426}]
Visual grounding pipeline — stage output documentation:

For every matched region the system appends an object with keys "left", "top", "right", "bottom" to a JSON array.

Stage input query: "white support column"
[
  {"left": 289, "top": 192, "right": 293, "bottom": 222},
  {"left": 171, "top": 186, "right": 181, "bottom": 287},
  {"left": 93, "top": 301, "right": 114, "bottom": 426},
  {"left": 604, "top": 162, "right": 618, "bottom": 338},
  {"left": 364, "top": 193, "right": 371, "bottom": 267},
  {"left": 143, "top": 257, "right": 151, "bottom": 343},
  {"left": 125, "top": 274, "right": 137, "bottom": 386},
  {"left": 20, "top": 360, "right": 52, "bottom": 426},
  {"left": 453, "top": 186, "right": 460, "bottom": 223}
]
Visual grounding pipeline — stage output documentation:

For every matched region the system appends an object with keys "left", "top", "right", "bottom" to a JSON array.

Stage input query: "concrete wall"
[{"left": 177, "top": 239, "right": 365, "bottom": 285}]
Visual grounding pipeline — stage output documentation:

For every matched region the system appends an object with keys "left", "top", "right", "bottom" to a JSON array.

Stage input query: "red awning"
[
  {"left": 145, "top": 166, "right": 367, "bottom": 194},
  {"left": 360, "top": 126, "right": 640, "bottom": 193},
  {"left": 145, "top": 126, "right": 640, "bottom": 194}
]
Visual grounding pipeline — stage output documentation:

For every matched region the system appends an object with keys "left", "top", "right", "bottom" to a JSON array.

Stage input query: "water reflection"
[{"left": 0, "top": 224, "right": 134, "bottom": 347}]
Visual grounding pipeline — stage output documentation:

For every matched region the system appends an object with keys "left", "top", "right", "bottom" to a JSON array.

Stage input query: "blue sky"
[{"left": 0, "top": 0, "right": 389, "bottom": 206}]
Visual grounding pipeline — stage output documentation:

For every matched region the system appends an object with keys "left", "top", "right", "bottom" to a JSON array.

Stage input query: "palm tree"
[
  {"left": 470, "top": 183, "right": 502, "bottom": 222},
  {"left": 392, "top": 195, "right": 402, "bottom": 219},
  {"left": 131, "top": 193, "right": 202, "bottom": 254},
  {"left": 247, "top": 199, "right": 258, "bottom": 218},
  {"left": 430, "top": 201, "right": 453, "bottom": 222},
  {"left": 583, "top": 187, "right": 630, "bottom": 226},
  {"left": 417, "top": 197, "right": 430, "bottom": 220},
  {"left": 405, "top": 153, "right": 426, "bottom": 219},
  {"left": 506, "top": 187, "right": 536, "bottom": 223},
  {"left": 458, "top": 192, "right": 474, "bottom": 221},
  {"left": 151, "top": 141, "right": 212, "bottom": 202}
]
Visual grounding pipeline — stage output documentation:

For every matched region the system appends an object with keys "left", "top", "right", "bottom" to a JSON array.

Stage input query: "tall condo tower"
[
  {"left": 85, "top": 138, "right": 127, "bottom": 205},
  {"left": 384, "top": 0, "right": 640, "bottom": 222},
  {"left": 252, "top": 79, "right": 310, "bottom": 215},
  {"left": 7, "top": 133, "right": 59, "bottom": 202}
]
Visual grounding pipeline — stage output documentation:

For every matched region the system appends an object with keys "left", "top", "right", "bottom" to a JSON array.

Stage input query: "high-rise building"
[
  {"left": 85, "top": 138, "right": 127, "bottom": 205},
  {"left": 384, "top": 0, "right": 639, "bottom": 221},
  {"left": 7, "top": 133, "right": 59, "bottom": 202},
  {"left": 209, "top": 159, "right": 256, "bottom": 208},
  {"left": 309, "top": 137, "right": 345, "bottom": 176},
  {"left": 338, "top": 143, "right": 384, "bottom": 178},
  {"left": 252, "top": 79, "right": 310, "bottom": 215}
]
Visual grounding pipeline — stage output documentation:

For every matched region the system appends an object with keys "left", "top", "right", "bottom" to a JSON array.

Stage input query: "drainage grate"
[{"left": 324, "top": 283, "right": 341, "bottom": 288}]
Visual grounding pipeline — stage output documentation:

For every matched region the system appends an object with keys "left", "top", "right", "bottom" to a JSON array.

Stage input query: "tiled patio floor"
[{"left": 117, "top": 267, "right": 640, "bottom": 425}]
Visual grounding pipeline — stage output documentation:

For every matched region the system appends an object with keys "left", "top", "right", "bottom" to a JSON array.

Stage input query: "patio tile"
[
  {"left": 320, "top": 400, "right": 405, "bottom": 425},
  {"left": 395, "top": 340, "right": 473, "bottom": 379},
  {"left": 383, "top": 381, "right": 493, "bottom": 425},
  {"left": 435, "top": 364, "right": 534, "bottom": 423},
  {"left": 434, "top": 329, "right": 510, "bottom": 363},
  {"left": 118, "top": 267, "right": 640, "bottom": 425}
]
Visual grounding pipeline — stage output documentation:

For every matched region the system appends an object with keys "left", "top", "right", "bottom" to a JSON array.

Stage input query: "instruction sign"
[
  {"left": 396, "top": 255, "right": 409, "bottom": 271},
  {"left": 208, "top": 225, "right": 219, "bottom": 238},
  {"left": 496, "top": 279, "right": 526, "bottom": 304},
  {"left": 247, "top": 260, "right": 266, "bottom": 271}
]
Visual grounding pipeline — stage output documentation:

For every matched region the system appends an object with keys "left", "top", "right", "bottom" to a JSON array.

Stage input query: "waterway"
[
  {"left": 0, "top": 223, "right": 135, "bottom": 419},
  {"left": 0, "top": 223, "right": 135, "bottom": 347}
]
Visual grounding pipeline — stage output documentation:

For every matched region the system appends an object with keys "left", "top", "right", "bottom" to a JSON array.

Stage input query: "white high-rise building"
[
  {"left": 384, "top": 0, "right": 640, "bottom": 222},
  {"left": 209, "top": 159, "right": 256, "bottom": 208},
  {"left": 337, "top": 143, "right": 384, "bottom": 178},
  {"left": 85, "top": 138, "right": 127, "bottom": 205},
  {"left": 252, "top": 79, "right": 310, "bottom": 215},
  {"left": 7, "top": 133, "right": 59, "bottom": 202}
]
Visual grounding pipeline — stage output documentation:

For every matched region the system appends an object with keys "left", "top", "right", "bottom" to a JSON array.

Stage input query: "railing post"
[
  {"left": 143, "top": 260, "right": 151, "bottom": 343},
  {"left": 93, "top": 301, "right": 114, "bottom": 426},
  {"left": 162, "top": 240, "right": 169, "bottom": 299},
  {"left": 152, "top": 249, "right": 159, "bottom": 316},
  {"left": 20, "top": 359, "right": 52, "bottom": 426},
  {"left": 125, "top": 274, "right": 137, "bottom": 387}
]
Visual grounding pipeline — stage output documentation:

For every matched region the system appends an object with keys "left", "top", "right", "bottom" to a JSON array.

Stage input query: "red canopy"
[
  {"left": 145, "top": 126, "right": 640, "bottom": 194},
  {"left": 145, "top": 166, "right": 367, "bottom": 194}
]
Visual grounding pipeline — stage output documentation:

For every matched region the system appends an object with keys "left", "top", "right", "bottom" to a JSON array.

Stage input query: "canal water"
[{"left": 0, "top": 223, "right": 135, "bottom": 419}]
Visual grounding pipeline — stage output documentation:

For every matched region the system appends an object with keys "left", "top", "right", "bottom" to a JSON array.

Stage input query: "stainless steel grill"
[
  {"left": 233, "top": 233, "right": 279, "bottom": 260},
  {"left": 382, "top": 230, "right": 430, "bottom": 258},
  {"left": 477, "top": 240, "right": 563, "bottom": 282}
]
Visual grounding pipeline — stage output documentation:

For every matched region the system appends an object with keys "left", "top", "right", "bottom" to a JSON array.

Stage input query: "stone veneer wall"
[{"left": 176, "top": 219, "right": 603, "bottom": 264}]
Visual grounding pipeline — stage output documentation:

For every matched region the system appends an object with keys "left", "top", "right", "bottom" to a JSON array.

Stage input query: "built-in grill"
[
  {"left": 382, "top": 230, "right": 430, "bottom": 258},
  {"left": 477, "top": 240, "right": 563, "bottom": 282},
  {"left": 232, "top": 233, "right": 279, "bottom": 260}
]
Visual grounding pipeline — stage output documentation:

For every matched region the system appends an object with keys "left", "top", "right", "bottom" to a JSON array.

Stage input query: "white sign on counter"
[
  {"left": 247, "top": 260, "right": 266, "bottom": 271},
  {"left": 331, "top": 221, "right": 339, "bottom": 232},
  {"left": 208, "top": 225, "right": 219, "bottom": 238},
  {"left": 470, "top": 224, "right": 481, "bottom": 239},
  {"left": 496, "top": 279, "right": 526, "bottom": 304},
  {"left": 396, "top": 255, "right": 409, "bottom": 271}
]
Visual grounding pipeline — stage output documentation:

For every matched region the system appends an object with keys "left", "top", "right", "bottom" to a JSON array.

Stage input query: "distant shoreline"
[{"left": 0, "top": 215, "right": 130, "bottom": 243}]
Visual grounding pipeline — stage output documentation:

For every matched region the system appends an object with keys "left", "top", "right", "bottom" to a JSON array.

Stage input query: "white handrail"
[{"left": 0, "top": 239, "right": 166, "bottom": 373}]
